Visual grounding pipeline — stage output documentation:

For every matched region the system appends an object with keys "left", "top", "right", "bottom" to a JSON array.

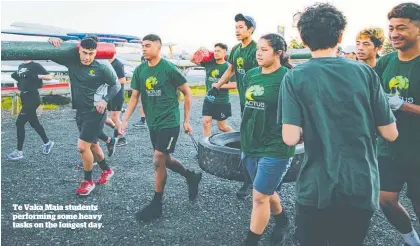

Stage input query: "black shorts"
[
  {"left": 295, "top": 203, "right": 373, "bottom": 246},
  {"left": 202, "top": 100, "right": 232, "bottom": 121},
  {"left": 149, "top": 126, "right": 180, "bottom": 153},
  {"left": 76, "top": 109, "right": 106, "bottom": 143},
  {"left": 107, "top": 85, "right": 124, "bottom": 112},
  {"left": 378, "top": 156, "right": 420, "bottom": 199}
]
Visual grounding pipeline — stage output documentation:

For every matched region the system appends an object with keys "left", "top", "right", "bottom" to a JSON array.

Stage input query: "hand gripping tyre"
[{"left": 198, "top": 131, "right": 304, "bottom": 183}]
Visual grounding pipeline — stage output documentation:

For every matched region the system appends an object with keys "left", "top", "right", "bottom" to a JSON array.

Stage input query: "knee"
[
  {"left": 78, "top": 144, "right": 90, "bottom": 154},
  {"left": 217, "top": 123, "right": 229, "bottom": 132},
  {"left": 379, "top": 195, "right": 399, "bottom": 209},
  {"left": 29, "top": 119, "right": 41, "bottom": 128},
  {"left": 203, "top": 118, "right": 212, "bottom": 128},
  {"left": 111, "top": 112, "right": 120, "bottom": 122},
  {"left": 153, "top": 151, "right": 167, "bottom": 169},
  {"left": 253, "top": 193, "right": 270, "bottom": 206}
]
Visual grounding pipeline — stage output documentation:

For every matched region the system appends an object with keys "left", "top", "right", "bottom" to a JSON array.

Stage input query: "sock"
[
  {"left": 44, "top": 140, "right": 50, "bottom": 145},
  {"left": 273, "top": 211, "right": 288, "bottom": 226},
  {"left": 153, "top": 192, "right": 163, "bottom": 204},
  {"left": 403, "top": 228, "right": 420, "bottom": 246},
  {"left": 245, "top": 230, "right": 261, "bottom": 246},
  {"left": 113, "top": 129, "right": 119, "bottom": 138},
  {"left": 97, "top": 159, "right": 110, "bottom": 171},
  {"left": 84, "top": 170, "right": 93, "bottom": 181},
  {"left": 141, "top": 117, "right": 146, "bottom": 123},
  {"left": 184, "top": 169, "right": 194, "bottom": 179}
]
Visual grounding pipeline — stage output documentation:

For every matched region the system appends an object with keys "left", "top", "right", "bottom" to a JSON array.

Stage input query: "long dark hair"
[{"left": 260, "top": 33, "right": 293, "bottom": 69}]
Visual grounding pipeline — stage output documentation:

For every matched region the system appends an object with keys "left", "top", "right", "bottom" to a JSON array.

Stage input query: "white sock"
[
  {"left": 44, "top": 141, "right": 50, "bottom": 146},
  {"left": 403, "top": 228, "right": 420, "bottom": 246}
]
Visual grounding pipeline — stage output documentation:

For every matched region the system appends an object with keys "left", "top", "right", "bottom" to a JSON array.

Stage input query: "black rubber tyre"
[{"left": 198, "top": 131, "right": 304, "bottom": 183}]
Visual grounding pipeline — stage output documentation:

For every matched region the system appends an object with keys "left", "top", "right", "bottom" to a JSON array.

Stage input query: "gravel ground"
[{"left": 1, "top": 95, "right": 418, "bottom": 246}]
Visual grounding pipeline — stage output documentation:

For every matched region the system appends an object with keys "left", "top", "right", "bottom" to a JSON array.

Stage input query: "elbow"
[
  {"left": 384, "top": 129, "right": 399, "bottom": 142},
  {"left": 283, "top": 135, "right": 299, "bottom": 146}
]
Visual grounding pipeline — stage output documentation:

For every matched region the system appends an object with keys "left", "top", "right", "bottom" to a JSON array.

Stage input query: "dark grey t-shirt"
[{"left": 54, "top": 55, "right": 118, "bottom": 111}]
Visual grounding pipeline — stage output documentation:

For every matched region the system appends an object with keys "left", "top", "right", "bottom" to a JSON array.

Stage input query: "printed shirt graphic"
[
  {"left": 131, "top": 59, "right": 187, "bottom": 130},
  {"left": 201, "top": 60, "right": 230, "bottom": 104},
  {"left": 52, "top": 55, "right": 118, "bottom": 111},
  {"left": 375, "top": 52, "right": 420, "bottom": 161},
  {"left": 228, "top": 41, "right": 258, "bottom": 106},
  {"left": 240, "top": 66, "right": 295, "bottom": 158}
]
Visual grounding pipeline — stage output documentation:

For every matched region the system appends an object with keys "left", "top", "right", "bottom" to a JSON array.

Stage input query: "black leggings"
[{"left": 16, "top": 93, "right": 49, "bottom": 151}]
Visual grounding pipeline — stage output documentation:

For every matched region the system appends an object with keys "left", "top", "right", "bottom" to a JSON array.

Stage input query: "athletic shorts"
[
  {"left": 107, "top": 85, "right": 124, "bottom": 112},
  {"left": 149, "top": 126, "right": 180, "bottom": 153},
  {"left": 202, "top": 99, "right": 232, "bottom": 121},
  {"left": 378, "top": 156, "right": 420, "bottom": 200},
  {"left": 241, "top": 153, "right": 292, "bottom": 195},
  {"left": 295, "top": 203, "right": 373, "bottom": 246},
  {"left": 76, "top": 109, "right": 106, "bottom": 143}
]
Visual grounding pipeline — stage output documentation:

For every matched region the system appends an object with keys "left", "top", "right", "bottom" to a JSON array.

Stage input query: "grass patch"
[{"left": 41, "top": 104, "right": 59, "bottom": 110}]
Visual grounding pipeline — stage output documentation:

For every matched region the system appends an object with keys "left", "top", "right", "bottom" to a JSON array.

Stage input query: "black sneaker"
[
  {"left": 133, "top": 120, "right": 147, "bottom": 128},
  {"left": 269, "top": 214, "right": 291, "bottom": 245},
  {"left": 106, "top": 137, "right": 117, "bottom": 157},
  {"left": 236, "top": 183, "right": 253, "bottom": 199},
  {"left": 135, "top": 201, "right": 162, "bottom": 222},
  {"left": 116, "top": 137, "right": 127, "bottom": 147},
  {"left": 186, "top": 171, "right": 202, "bottom": 201}
]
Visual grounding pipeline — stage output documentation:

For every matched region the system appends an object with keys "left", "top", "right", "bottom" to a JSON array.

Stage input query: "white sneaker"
[
  {"left": 7, "top": 150, "right": 24, "bottom": 160},
  {"left": 43, "top": 141, "right": 54, "bottom": 155}
]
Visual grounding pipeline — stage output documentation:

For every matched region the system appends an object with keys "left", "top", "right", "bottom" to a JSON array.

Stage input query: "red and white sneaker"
[
  {"left": 97, "top": 168, "right": 114, "bottom": 185},
  {"left": 76, "top": 180, "right": 95, "bottom": 196}
]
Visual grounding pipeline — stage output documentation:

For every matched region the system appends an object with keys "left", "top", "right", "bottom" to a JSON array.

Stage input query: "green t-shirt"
[
  {"left": 228, "top": 41, "right": 258, "bottom": 106},
  {"left": 241, "top": 66, "right": 295, "bottom": 158},
  {"left": 201, "top": 60, "right": 230, "bottom": 104},
  {"left": 278, "top": 57, "right": 395, "bottom": 210},
  {"left": 131, "top": 58, "right": 187, "bottom": 130},
  {"left": 374, "top": 52, "right": 420, "bottom": 162}
]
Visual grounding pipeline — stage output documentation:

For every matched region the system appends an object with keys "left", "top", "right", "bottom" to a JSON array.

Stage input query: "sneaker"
[
  {"left": 106, "top": 137, "right": 117, "bottom": 157},
  {"left": 76, "top": 180, "right": 95, "bottom": 196},
  {"left": 270, "top": 214, "right": 291, "bottom": 244},
  {"left": 42, "top": 141, "right": 54, "bottom": 155},
  {"left": 186, "top": 171, "right": 203, "bottom": 201},
  {"left": 116, "top": 137, "right": 128, "bottom": 147},
  {"left": 6, "top": 150, "right": 24, "bottom": 160},
  {"left": 236, "top": 183, "right": 253, "bottom": 199},
  {"left": 96, "top": 168, "right": 114, "bottom": 184},
  {"left": 133, "top": 120, "right": 147, "bottom": 128},
  {"left": 135, "top": 201, "right": 162, "bottom": 222}
]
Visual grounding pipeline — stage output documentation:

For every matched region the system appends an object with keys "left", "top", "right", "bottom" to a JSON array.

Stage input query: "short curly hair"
[
  {"left": 294, "top": 3, "right": 347, "bottom": 51},
  {"left": 388, "top": 2, "right": 420, "bottom": 23},
  {"left": 356, "top": 28, "right": 385, "bottom": 48}
]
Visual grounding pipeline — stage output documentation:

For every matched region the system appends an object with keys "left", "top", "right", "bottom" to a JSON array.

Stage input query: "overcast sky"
[{"left": 1, "top": 0, "right": 407, "bottom": 53}]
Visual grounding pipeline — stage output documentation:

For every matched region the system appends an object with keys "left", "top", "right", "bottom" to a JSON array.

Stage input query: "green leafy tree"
[
  {"left": 288, "top": 39, "right": 305, "bottom": 49},
  {"left": 381, "top": 38, "right": 396, "bottom": 55}
]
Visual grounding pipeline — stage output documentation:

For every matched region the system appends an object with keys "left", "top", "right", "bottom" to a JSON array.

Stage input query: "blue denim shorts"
[{"left": 242, "top": 153, "right": 292, "bottom": 195}]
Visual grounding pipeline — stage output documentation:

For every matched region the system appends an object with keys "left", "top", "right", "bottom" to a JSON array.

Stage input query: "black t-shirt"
[
  {"left": 11, "top": 61, "right": 49, "bottom": 93},
  {"left": 111, "top": 58, "right": 125, "bottom": 79},
  {"left": 111, "top": 58, "right": 125, "bottom": 90}
]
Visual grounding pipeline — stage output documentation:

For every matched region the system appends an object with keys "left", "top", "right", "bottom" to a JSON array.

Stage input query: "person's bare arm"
[
  {"left": 377, "top": 122, "right": 398, "bottom": 142},
  {"left": 177, "top": 83, "right": 193, "bottom": 134},
  {"left": 400, "top": 103, "right": 420, "bottom": 115},
  {"left": 214, "top": 64, "right": 234, "bottom": 89},
  {"left": 282, "top": 124, "right": 302, "bottom": 146},
  {"left": 39, "top": 74, "right": 53, "bottom": 80}
]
